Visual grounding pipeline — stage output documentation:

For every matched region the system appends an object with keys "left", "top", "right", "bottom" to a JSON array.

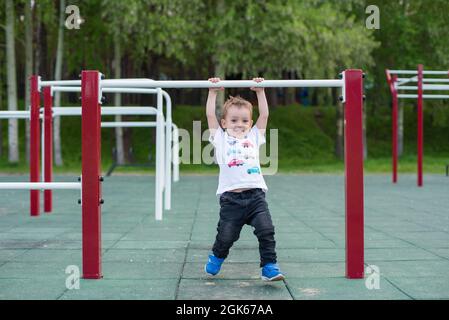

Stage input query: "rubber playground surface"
[{"left": 0, "top": 174, "right": 448, "bottom": 300}]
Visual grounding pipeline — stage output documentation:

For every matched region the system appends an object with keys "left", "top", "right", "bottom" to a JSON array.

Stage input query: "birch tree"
[
  {"left": 53, "top": 0, "right": 66, "bottom": 166},
  {"left": 5, "top": 0, "right": 19, "bottom": 163},
  {"left": 24, "top": 0, "right": 33, "bottom": 163}
]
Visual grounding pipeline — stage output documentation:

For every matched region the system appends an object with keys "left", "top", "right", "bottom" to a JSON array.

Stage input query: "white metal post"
[
  {"left": 155, "top": 88, "right": 164, "bottom": 220},
  {"left": 162, "top": 91, "right": 172, "bottom": 210}
]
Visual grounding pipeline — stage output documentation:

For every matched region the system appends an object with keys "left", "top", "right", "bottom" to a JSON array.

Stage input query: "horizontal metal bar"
[
  {"left": 52, "top": 86, "right": 81, "bottom": 93},
  {"left": 397, "top": 78, "right": 449, "bottom": 83},
  {"left": 0, "top": 182, "right": 81, "bottom": 190},
  {"left": 103, "top": 87, "right": 159, "bottom": 94},
  {"left": 397, "top": 94, "right": 449, "bottom": 99},
  {"left": 0, "top": 111, "right": 30, "bottom": 119},
  {"left": 101, "top": 121, "right": 158, "bottom": 128},
  {"left": 101, "top": 79, "right": 344, "bottom": 89},
  {"left": 396, "top": 84, "right": 449, "bottom": 90},
  {"left": 388, "top": 70, "right": 449, "bottom": 75},
  {"left": 51, "top": 107, "right": 157, "bottom": 116},
  {"left": 40, "top": 80, "right": 81, "bottom": 87}
]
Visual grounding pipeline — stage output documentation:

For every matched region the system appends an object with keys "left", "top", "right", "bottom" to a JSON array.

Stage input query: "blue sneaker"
[
  {"left": 204, "top": 254, "right": 225, "bottom": 276},
  {"left": 261, "top": 263, "right": 285, "bottom": 281}
]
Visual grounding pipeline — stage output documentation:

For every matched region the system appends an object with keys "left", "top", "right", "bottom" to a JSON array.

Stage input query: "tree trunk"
[
  {"left": 5, "top": 0, "right": 19, "bottom": 163},
  {"left": 114, "top": 33, "right": 125, "bottom": 165},
  {"left": 34, "top": 2, "right": 41, "bottom": 74},
  {"left": 53, "top": 0, "right": 65, "bottom": 166},
  {"left": 214, "top": 63, "right": 225, "bottom": 116},
  {"left": 335, "top": 102, "right": 344, "bottom": 159},
  {"left": 24, "top": 0, "right": 33, "bottom": 163},
  {"left": 269, "top": 88, "right": 278, "bottom": 108}
]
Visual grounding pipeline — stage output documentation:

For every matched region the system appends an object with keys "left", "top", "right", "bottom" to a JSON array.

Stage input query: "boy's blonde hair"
[{"left": 221, "top": 95, "right": 253, "bottom": 120}]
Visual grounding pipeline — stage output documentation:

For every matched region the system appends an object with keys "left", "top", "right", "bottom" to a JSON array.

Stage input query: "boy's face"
[{"left": 221, "top": 105, "right": 253, "bottom": 138}]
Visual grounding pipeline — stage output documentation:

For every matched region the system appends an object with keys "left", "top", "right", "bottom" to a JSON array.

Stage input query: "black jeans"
[{"left": 212, "top": 188, "right": 277, "bottom": 267}]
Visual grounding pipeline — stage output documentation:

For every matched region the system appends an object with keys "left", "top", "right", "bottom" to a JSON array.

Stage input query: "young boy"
[{"left": 204, "top": 77, "right": 284, "bottom": 281}]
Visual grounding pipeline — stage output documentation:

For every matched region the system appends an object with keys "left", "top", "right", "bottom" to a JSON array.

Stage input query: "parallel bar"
[
  {"left": 417, "top": 65, "right": 424, "bottom": 187},
  {"left": 101, "top": 121, "right": 157, "bottom": 128},
  {"left": 43, "top": 87, "right": 53, "bottom": 212},
  {"left": 51, "top": 86, "right": 81, "bottom": 93},
  {"left": 396, "top": 85, "right": 449, "bottom": 90},
  {"left": 81, "top": 70, "right": 102, "bottom": 279},
  {"left": 0, "top": 182, "right": 81, "bottom": 190},
  {"left": 30, "top": 75, "right": 40, "bottom": 216},
  {"left": 40, "top": 80, "right": 81, "bottom": 86},
  {"left": 51, "top": 106, "right": 157, "bottom": 116},
  {"left": 101, "top": 79, "right": 344, "bottom": 89},
  {"left": 397, "top": 94, "right": 449, "bottom": 99},
  {"left": 103, "top": 88, "right": 158, "bottom": 94},
  {"left": 388, "top": 70, "right": 449, "bottom": 75},
  {"left": 0, "top": 111, "right": 30, "bottom": 119},
  {"left": 397, "top": 78, "right": 449, "bottom": 83},
  {"left": 344, "top": 69, "right": 365, "bottom": 279}
]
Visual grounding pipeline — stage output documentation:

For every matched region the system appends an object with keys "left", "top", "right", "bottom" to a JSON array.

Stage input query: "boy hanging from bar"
[{"left": 204, "top": 77, "right": 284, "bottom": 281}]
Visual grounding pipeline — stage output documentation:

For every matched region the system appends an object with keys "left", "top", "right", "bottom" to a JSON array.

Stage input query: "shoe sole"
[
  {"left": 204, "top": 264, "right": 217, "bottom": 276},
  {"left": 261, "top": 274, "right": 285, "bottom": 281}
]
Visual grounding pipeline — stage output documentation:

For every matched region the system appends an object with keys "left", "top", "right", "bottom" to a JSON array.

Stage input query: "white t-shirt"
[{"left": 209, "top": 126, "right": 268, "bottom": 195}]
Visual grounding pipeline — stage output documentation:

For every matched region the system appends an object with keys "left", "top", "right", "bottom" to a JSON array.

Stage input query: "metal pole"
[
  {"left": 417, "top": 65, "right": 424, "bottom": 187},
  {"left": 30, "top": 75, "right": 40, "bottom": 216},
  {"left": 81, "top": 71, "right": 102, "bottom": 279},
  {"left": 43, "top": 87, "right": 53, "bottom": 212},
  {"left": 173, "top": 124, "right": 180, "bottom": 182},
  {"left": 101, "top": 79, "right": 344, "bottom": 89},
  {"left": 162, "top": 91, "right": 172, "bottom": 210},
  {"left": 0, "top": 182, "right": 81, "bottom": 189},
  {"left": 344, "top": 69, "right": 365, "bottom": 279},
  {"left": 392, "top": 76, "right": 398, "bottom": 184},
  {"left": 155, "top": 89, "right": 164, "bottom": 220}
]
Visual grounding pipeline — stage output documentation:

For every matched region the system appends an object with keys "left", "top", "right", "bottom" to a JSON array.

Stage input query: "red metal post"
[
  {"left": 417, "top": 64, "right": 423, "bottom": 187},
  {"left": 43, "top": 87, "right": 53, "bottom": 212},
  {"left": 344, "top": 69, "right": 365, "bottom": 279},
  {"left": 30, "top": 76, "right": 40, "bottom": 216},
  {"left": 386, "top": 70, "right": 398, "bottom": 183},
  {"left": 81, "top": 70, "right": 102, "bottom": 279}
]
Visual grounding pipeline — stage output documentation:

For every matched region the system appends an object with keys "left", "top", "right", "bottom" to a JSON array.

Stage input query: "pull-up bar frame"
[{"left": 386, "top": 65, "right": 449, "bottom": 187}]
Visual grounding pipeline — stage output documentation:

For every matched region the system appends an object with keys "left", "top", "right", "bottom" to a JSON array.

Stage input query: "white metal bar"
[
  {"left": 389, "top": 70, "right": 449, "bottom": 75},
  {"left": 101, "top": 121, "right": 157, "bottom": 128},
  {"left": 51, "top": 106, "right": 158, "bottom": 116},
  {"left": 162, "top": 90, "right": 172, "bottom": 211},
  {"left": 396, "top": 84, "right": 449, "bottom": 90},
  {"left": 0, "top": 111, "right": 30, "bottom": 119},
  {"left": 101, "top": 79, "right": 344, "bottom": 89},
  {"left": 397, "top": 78, "right": 449, "bottom": 83},
  {"left": 102, "top": 87, "right": 158, "bottom": 94},
  {"left": 51, "top": 86, "right": 81, "bottom": 94},
  {"left": 0, "top": 182, "right": 81, "bottom": 190},
  {"left": 40, "top": 80, "right": 81, "bottom": 87},
  {"left": 172, "top": 124, "right": 180, "bottom": 182},
  {"left": 155, "top": 88, "right": 164, "bottom": 220},
  {"left": 397, "top": 94, "right": 449, "bottom": 99}
]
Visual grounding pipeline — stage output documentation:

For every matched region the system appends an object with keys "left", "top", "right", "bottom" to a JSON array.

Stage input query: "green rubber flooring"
[{"left": 0, "top": 174, "right": 448, "bottom": 300}]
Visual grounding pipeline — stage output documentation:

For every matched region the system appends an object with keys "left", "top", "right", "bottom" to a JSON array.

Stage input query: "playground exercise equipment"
[
  {"left": 386, "top": 65, "right": 449, "bottom": 187},
  {"left": 0, "top": 70, "right": 365, "bottom": 280}
]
